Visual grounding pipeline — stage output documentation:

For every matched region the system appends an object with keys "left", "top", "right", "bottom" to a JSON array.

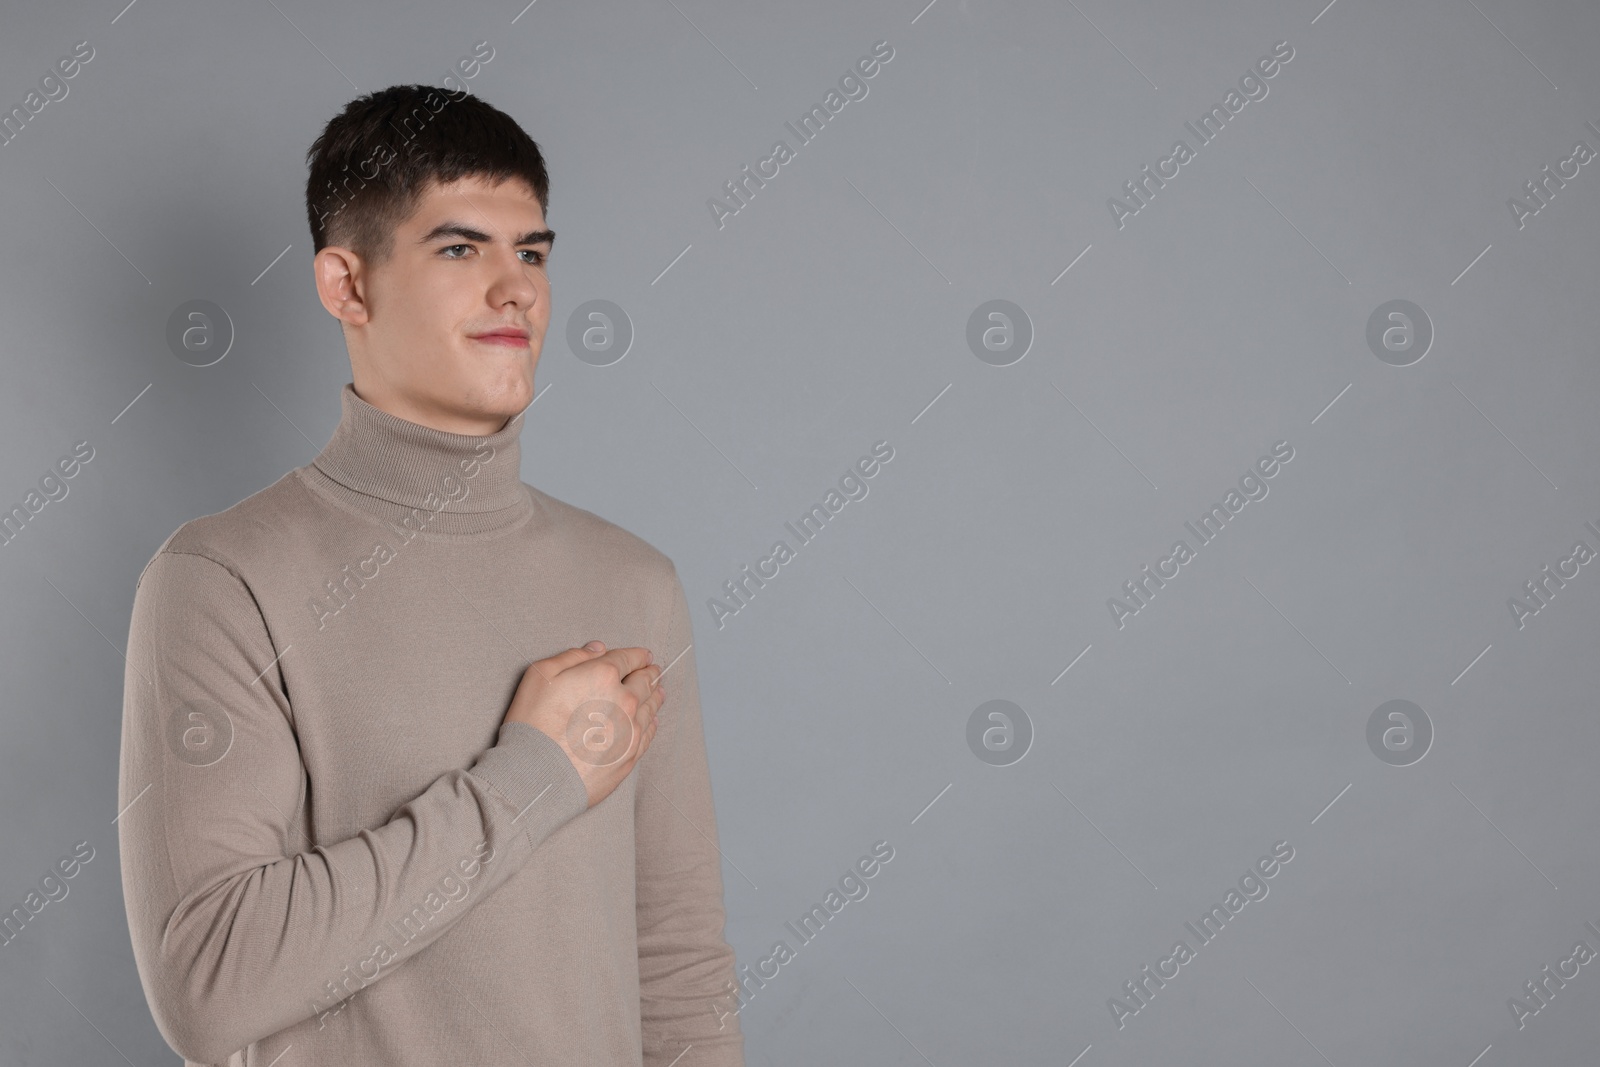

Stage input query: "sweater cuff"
[{"left": 469, "top": 721, "right": 589, "bottom": 846}]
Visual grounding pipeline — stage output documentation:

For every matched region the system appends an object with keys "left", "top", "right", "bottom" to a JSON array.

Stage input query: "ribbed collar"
[{"left": 298, "top": 382, "right": 537, "bottom": 539}]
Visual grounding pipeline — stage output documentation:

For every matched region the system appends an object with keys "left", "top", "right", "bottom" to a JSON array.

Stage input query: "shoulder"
[
  {"left": 138, "top": 471, "right": 323, "bottom": 588},
  {"left": 528, "top": 483, "right": 681, "bottom": 591}
]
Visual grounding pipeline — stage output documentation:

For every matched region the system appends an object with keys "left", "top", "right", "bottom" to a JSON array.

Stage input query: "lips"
[{"left": 472, "top": 329, "right": 529, "bottom": 346}]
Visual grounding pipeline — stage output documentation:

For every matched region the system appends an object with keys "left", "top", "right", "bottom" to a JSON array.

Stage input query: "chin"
[{"left": 488, "top": 370, "right": 536, "bottom": 412}]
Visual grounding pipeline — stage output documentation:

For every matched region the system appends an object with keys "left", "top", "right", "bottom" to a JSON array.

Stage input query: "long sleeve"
[
  {"left": 116, "top": 548, "right": 590, "bottom": 1065},
  {"left": 636, "top": 564, "right": 744, "bottom": 1067}
]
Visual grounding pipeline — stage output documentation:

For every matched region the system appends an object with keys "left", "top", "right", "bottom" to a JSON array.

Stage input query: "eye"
[
  {"left": 520, "top": 249, "right": 547, "bottom": 265},
  {"left": 441, "top": 244, "right": 472, "bottom": 258}
]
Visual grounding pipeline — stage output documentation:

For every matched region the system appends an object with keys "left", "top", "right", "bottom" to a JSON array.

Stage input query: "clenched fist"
[{"left": 502, "top": 641, "right": 665, "bottom": 808}]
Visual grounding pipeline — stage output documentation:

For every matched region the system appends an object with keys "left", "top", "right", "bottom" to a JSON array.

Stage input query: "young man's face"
[{"left": 319, "top": 173, "right": 554, "bottom": 435}]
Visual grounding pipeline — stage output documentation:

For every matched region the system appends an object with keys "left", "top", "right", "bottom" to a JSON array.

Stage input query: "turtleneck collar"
[{"left": 297, "top": 382, "right": 537, "bottom": 539}]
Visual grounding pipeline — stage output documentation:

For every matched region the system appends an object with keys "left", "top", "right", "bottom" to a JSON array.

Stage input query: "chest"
[{"left": 260, "top": 534, "right": 656, "bottom": 839}]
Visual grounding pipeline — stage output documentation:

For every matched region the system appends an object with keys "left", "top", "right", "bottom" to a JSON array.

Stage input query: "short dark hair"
[{"left": 304, "top": 83, "right": 550, "bottom": 268}]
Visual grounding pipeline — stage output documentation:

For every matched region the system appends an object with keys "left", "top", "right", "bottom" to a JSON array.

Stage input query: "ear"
[{"left": 313, "top": 246, "right": 370, "bottom": 327}]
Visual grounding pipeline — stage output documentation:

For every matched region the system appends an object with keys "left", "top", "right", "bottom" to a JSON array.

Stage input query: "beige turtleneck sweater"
[{"left": 117, "top": 382, "right": 743, "bottom": 1066}]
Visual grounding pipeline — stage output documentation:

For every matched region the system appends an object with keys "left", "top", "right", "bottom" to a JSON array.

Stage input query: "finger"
[
  {"left": 549, "top": 642, "right": 610, "bottom": 671},
  {"left": 618, "top": 663, "right": 660, "bottom": 712},
  {"left": 629, "top": 717, "right": 652, "bottom": 761},
  {"left": 590, "top": 645, "right": 654, "bottom": 683},
  {"left": 529, "top": 642, "right": 608, "bottom": 686}
]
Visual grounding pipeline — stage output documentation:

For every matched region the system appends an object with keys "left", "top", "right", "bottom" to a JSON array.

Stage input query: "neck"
[
  {"left": 299, "top": 382, "right": 536, "bottom": 539},
  {"left": 349, "top": 379, "right": 515, "bottom": 436}
]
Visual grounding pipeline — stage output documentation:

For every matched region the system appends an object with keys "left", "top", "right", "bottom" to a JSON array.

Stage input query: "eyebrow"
[{"left": 417, "top": 222, "right": 555, "bottom": 249}]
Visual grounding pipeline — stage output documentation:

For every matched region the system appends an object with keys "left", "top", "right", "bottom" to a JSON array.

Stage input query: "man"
[{"left": 117, "top": 83, "right": 743, "bottom": 1066}]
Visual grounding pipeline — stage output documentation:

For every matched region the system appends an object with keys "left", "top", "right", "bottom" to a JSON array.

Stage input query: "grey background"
[{"left": 2, "top": 0, "right": 1597, "bottom": 1063}]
